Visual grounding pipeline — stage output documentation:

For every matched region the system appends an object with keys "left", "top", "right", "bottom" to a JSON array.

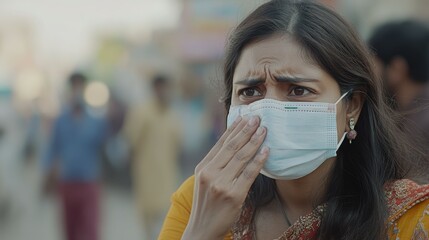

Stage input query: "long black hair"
[{"left": 222, "top": 0, "right": 418, "bottom": 239}]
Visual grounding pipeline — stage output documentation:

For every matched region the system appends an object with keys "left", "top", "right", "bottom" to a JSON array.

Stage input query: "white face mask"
[{"left": 227, "top": 92, "right": 349, "bottom": 180}]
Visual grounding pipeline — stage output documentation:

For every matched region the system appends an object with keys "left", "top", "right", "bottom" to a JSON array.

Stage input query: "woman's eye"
[
  {"left": 239, "top": 88, "right": 262, "bottom": 97},
  {"left": 289, "top": 86, "right": 310, "bottom": 96}
]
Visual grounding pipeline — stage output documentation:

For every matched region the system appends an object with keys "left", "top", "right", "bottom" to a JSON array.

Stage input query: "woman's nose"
[{"left": 264, "top": 85, "right": 287, "bottom": 101}]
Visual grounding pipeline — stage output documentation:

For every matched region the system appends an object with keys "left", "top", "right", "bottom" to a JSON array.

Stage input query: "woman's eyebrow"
[
  {"left": 234, "top": 78, "right": 265, "bottom": 86},
  {"left": 234, "top": 76, "right": 320, "bottom": 86},
  {"left": 274, "top": 76, "right": 320, "bottom": 83}
]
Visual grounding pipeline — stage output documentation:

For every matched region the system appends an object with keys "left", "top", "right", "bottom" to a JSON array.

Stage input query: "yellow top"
[
  {"left": 388, "top": 196, "right": 429, "bottom": 239},
  {"left": 158, "top": 176, "right": 232, "bottom": 240},
  {"left": 158, "top": 176, "right": 429, "bottom": 240}
]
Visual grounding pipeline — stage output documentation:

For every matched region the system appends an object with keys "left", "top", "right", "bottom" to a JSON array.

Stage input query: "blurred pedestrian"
[
  {"left": 123, "top": 74, "right": 181, "bottom": 239},
  {"left": 369, "top": 20, "right": 429, "bottom": 183},
  {"left": 43, "top": 72, "right": 107, "bottom": 240}
]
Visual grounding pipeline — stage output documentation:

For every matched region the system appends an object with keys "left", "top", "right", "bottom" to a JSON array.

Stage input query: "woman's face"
[{"left": 231, "top": 34, "right": 348, "bottom": 141}]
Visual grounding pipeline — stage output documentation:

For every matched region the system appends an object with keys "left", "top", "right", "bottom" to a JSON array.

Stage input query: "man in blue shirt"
[{"left": 44, "top": 72, "right": 107, "bottom": 240}]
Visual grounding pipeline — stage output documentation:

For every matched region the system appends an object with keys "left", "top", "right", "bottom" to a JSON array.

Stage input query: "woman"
[{"left": 159, "top": 1, "right": 429, "bottom": 239}]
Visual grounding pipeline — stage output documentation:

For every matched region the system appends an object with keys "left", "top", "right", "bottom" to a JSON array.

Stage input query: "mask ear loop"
[
  {"left": 336, "top": 132, "right": 347, "bottom": 151},
  {"left": 335, "top": 90, "right": 352, "bottom": 105},
  {"left": 335, "top": 90, "right": 352, "bottom": 150}
]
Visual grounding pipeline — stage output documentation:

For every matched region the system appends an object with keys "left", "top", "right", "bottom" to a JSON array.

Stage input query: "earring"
[{"left": 347, "top": 118, "right": 357, "bottom": 144}]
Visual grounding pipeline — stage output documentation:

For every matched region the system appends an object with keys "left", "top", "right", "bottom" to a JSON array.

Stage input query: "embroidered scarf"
[{"left": 231, "top": 179, "right": 429, "bottom": 240}]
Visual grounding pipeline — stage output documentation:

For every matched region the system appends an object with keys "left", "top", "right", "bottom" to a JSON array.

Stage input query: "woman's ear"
[{"left": 346, "top": 92, "right": 364, "bottom": 130}]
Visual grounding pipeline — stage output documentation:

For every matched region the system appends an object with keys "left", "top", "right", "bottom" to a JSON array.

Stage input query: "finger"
[
  {"left": 223, "top": 115, "right": 258, "bottom": 146},
  {"left": 206, "top": 116, "right": 244, "bottom": 160},
  {"left": 209, "top": 115, "right": 260, "bottom": 169},
  {"left": 196, "top": 116, "right": 243, "bottom": 171},
  {"left": 232, "top": 146, "right": 269, "bottom": 194},
  {"left": 221, "top": 126, "right": 266, "bottom": 182}
]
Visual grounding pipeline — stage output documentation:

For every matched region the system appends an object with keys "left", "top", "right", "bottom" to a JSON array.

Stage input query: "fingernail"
[
  {"left": 248, "top": 116, "right": 258, "bottom": 126},
  {"left": 255, "top": 127, "right": 264, "bottom": 136},
  {"left": 260, "top": 146, "right": 269, "bottom": 155}
]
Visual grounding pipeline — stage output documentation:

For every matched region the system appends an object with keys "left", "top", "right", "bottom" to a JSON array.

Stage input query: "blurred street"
[{"left": 0, "top": 160, "right": 144, "bottom": 240}]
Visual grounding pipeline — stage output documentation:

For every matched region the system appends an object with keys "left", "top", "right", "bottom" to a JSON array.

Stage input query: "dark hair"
[
  {"left": 368, "top": 20, "right": 429, "bottom": 83},
  {"left": 222, "top": 0, "right": 415, "bottom": 239},
  {"left": 69, "top": 72, "right": 87, "bottom": 86}
]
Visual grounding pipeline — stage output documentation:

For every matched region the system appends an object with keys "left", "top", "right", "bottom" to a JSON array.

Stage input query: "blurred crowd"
[{"left": 0, "top": 0, "right": 428, "bottom": 240}]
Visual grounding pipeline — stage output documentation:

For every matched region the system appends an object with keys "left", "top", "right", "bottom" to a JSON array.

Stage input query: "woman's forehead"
[{"left": 233, "top": 35, "right": 326, "bottom": 82}]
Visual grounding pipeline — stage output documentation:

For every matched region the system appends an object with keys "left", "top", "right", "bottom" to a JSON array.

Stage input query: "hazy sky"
[{"left": 0, "top": 0, "right": 180, "bottom": 64}]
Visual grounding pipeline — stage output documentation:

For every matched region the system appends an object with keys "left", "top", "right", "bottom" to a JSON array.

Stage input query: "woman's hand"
[{"left": 182, "top": 116, "right": 269, "bottom": 240}]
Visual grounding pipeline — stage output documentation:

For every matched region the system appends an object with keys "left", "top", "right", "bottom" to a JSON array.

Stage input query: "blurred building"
[{"left": 338, "top": 0, "right": 429, "bottom": 37}]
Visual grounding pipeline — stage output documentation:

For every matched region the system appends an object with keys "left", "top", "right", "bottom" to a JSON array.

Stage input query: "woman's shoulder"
[
  {"left": 172, "top": 175, "right": 195, "bottom": 208},
  {"left": 160, "top": 176, "right": 233, "bottom": 240},
  {"left": 385, "top": 179, "right": 429, "bottom": 238},
  {"left": 385, "top": 179, "right": 429, "bottom": 221},
  {"left": 158, "top": 176, "right": 195, "bottom": 240}
]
